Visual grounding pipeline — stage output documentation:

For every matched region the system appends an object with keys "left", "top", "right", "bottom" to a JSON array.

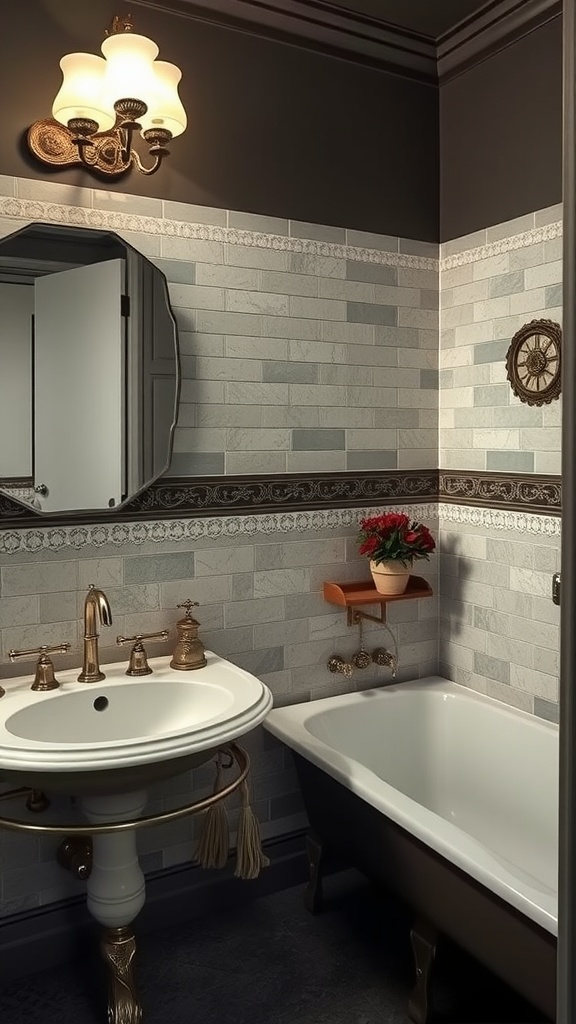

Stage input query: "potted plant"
[{"left": 357, "top": 512, "right": 436, "bottom": 595}]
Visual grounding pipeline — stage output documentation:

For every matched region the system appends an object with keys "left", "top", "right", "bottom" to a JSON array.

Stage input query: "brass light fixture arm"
[{"left": 0, "top": 743, "right": 249, "bottom": 836}]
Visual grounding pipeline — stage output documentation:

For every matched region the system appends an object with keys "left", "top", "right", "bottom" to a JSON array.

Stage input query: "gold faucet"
[{"left": 78, "top": 584, "right": 112, "bottom": 683}]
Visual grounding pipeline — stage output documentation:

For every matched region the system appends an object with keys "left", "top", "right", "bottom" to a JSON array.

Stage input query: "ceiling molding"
[
  {"left": 437, "top": 0, "right": 562, "bottom": 82},
  {"left": 130, "top": 0, "right": 559, "bottom": 82},
  {"left": 129, "top": 0, "right": 437, "bottom": 81}
]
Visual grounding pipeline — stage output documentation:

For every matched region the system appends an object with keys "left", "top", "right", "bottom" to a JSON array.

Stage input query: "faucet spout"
[{"left": 78, "top": 584, "right": 112, "bottom": 683}]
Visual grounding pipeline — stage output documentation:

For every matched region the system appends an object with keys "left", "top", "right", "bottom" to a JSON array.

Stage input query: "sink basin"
[{"left": 0, "top": 653, "right": 272, "bottom": 794}]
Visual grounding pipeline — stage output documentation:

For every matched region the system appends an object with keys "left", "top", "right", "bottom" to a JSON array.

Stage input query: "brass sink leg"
[
  {"left": 57, "top": 836, "right": 93, "bottom": 879},
  {"left": 101, "top": 925, "right": 142, "bottom": 1024}
]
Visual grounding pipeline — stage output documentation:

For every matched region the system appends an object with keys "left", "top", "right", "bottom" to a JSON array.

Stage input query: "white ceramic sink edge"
[{"left": 0, "top": 653, "right": 272, "bottom": 773}]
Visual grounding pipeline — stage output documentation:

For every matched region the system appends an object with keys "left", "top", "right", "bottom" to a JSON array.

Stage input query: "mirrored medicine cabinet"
[{"left": 0, "top": 222, "right": 180, "bottom": 517}]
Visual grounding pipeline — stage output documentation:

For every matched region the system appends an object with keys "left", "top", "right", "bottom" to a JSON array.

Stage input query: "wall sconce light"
[{"left": 27, "top": 15, "right": 186, "bottom": 177}]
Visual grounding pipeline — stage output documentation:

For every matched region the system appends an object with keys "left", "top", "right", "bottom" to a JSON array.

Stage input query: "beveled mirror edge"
[
  {"left": 0, "top": 470, "right": 562, "bottom": 528},
  {"left": 0, "top": 222, "right": 181, "bottom": 518}
]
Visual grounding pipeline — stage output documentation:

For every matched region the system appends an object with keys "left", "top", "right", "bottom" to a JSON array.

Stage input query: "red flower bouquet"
[{"left": 357, "top": 512, "right": 436, "bottom": 568}]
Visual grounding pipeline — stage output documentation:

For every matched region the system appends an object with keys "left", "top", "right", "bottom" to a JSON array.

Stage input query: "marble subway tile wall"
[
  {"left": 0, "top": 176, "right": 439, "bottom": 476},
  {"left": 0, "top": 506, "right": 438, "bottom": 914},
  {"left": 438, "top": 205, "right": 562, "bottom": 717},
  {"left": 438, "top": 505, "right": 560, "bottom": 721},
  {"left": 439, "top": 204, "right": 562, "bottom": 474}
]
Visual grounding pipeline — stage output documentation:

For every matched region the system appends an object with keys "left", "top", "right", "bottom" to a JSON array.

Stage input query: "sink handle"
[
  {"left": 116, "top": 630, "right": 169, "bottom": 676},
  {"left": 8, "top": 643, "right": 71, "bottom": 691}
]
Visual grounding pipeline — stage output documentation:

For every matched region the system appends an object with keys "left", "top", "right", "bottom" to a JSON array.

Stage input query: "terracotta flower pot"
[{"left": 369, "top": 559, "right": 410, "bottom": 596}]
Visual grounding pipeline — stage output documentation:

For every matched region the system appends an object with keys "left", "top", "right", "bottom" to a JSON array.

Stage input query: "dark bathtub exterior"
[{"left": 294, "top": 753, "right": 556, "bottom": 1020}]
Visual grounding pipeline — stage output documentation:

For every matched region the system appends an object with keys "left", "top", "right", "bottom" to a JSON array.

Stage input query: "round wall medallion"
[{"left": 505, "top": 319, "right": 561, "bottom": 406}]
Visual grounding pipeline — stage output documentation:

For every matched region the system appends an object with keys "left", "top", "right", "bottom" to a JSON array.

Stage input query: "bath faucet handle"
[
  {"left": 327, "top": 655, "right": 354, "bottom": 679},
  {"left": 9, "top": 643, "right": 71, "bottom": 691},
  {"left": 372, "top": 647, "right": 397, "bottom": 677},
  {"left": 116, "top": 631, "right": 169, "bottom": 676}
]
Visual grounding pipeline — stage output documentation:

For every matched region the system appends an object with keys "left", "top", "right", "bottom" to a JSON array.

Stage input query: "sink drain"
[{"left": 93, "top": 696, "right": 109, "bottom": 712}]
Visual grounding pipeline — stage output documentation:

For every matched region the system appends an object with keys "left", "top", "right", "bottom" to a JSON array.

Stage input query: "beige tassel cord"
[
  {"left": 197, "top": 749, "right": 269, "bottom": 879},
  {"left": 235, "top": 778, "right": 270, "bottom": 880},
  {"left": 197, "top": 750, "right": 230, "bottom": 870}
]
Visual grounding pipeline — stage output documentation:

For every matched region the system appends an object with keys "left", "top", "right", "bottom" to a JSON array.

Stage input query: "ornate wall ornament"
[
  {"left": 505, "top": 319, "right": 562, "bottom": 406},
  {"left": 438, "top": 503, "right": 561, "bottom": 538}
]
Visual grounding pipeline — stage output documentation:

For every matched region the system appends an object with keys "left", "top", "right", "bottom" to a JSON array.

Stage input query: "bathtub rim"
[{"left": 264, "top": 676, "right": 558, "bottom": 936}]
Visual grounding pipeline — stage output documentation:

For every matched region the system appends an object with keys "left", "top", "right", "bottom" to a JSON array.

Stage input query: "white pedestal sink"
[{"left": 0, "top": 652, "right": 273, "bottom": 1022}]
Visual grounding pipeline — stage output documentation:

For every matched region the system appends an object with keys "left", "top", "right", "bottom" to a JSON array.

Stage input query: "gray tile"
[
  {"left": 151, "top": 258, "right": 196, "bottom": 285},
  {"left": 292, "top": 429, "right": 345, "bottom": 451},
  {"left": 229, "top": 646, "right": 284, "bottom": 675},
  {"left": 347, "top": 302, "right": 397, "bottom": 326},
  {"left": 345, "top": 260, "right": 397, "bottom": 285},
  {"left": 488, "top": 271, "right": 525, "bottom": 298},
  {"left": 486, "top": 451, "right": 535, "bottom": 472},
  {"left": 163, "top": 200, "right": 227, "bottom": 226},
  {"left": 473, "top": 384, "right": 510, "bottom": 406},
  {"left": 93, "top": 190, "right": 162, "bottom": 217},
  {"left": 263, "top": 362, "right": 318, "bottom": 384},
  {"left": 124, "top": 552, "right": 195, "bottom": 584},
  {"left": 420, "top": 369, "right": 438, "bottom": 389},
  {"left": 166, "top": 453, "right": 225, "bottom": 475},
  {"left": 289, "top": 220, "right": 346, "bottom": 243},
  {"left": 399, "top": 238, "right": 439, "bottom": 258},
  {"left": 545, "top": 283, "right": 562, "bottom": 308},
  {"left": 346, "top": 450, "right": 398, "bottom": 470},
  {"left": 346, "top": 228, "right": 398, "bottom": 251},
  {"left": 534, "top": 696, "right": 559, "bottom": 723},
  {"left": 473, "top": 340, "right": 509, "bottom": 364},
  {"left": 473, "top": 651, "right": 510, "bottom": 684},
  {"left": 229, "top": 211, "right": 289, "bottom": 235}
]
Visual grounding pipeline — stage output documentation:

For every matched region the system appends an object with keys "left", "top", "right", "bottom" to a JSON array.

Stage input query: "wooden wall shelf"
[{"left": 323, "top": 576, "right": 433, "bottom": 624}]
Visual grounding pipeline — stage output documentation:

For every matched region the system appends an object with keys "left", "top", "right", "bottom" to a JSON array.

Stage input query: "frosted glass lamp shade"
[
  {"left": 101, "top": 32, "right": 159, "bottom": 112},
  {"left": 52, "top": 53, "right": 116, "bottom": 131},
  {"left": 139, "top": 62, "right": 187, "bottom": 138}
]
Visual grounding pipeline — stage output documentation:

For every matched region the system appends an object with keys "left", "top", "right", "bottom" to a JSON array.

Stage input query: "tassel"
[
  {"left": 234, "top": 779, "right": 270, "bottom": 880},
  {"left": 197, "top": 752, "right": 230, "bottom": 870}
]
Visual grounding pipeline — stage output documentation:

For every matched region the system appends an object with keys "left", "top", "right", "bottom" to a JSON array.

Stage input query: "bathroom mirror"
[{"left": 0, "top": 223, "right": 180, "bottom": 515}]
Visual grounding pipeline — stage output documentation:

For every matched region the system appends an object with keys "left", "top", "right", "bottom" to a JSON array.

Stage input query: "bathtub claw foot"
[
  {"left": 408, "top": 919, "right": 437, "bottom": 1024},
  {"left": 304, "top": 831, "right": 325, "bottom": 914}
]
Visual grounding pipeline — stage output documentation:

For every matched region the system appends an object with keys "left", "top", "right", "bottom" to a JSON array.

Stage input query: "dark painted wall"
[
  {"left": 440, "top": 16, "right": 562, "bottom": 241},
  {"left": 1, "top": 0, "right": 439, "bottom": 240}
]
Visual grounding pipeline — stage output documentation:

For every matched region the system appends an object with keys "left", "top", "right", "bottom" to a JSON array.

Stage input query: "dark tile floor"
[{"left": 0, "top": 871, "right": 551, "bottom": 1024}]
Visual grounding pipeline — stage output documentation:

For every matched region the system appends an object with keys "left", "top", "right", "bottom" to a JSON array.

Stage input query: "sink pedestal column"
[{"left": 81, "top": 791, "right": 147, "bottom": 1024}]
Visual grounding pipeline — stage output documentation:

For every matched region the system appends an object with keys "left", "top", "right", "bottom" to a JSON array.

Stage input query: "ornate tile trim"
[
  {"left": 0, "top": 471, "right": 438, "bottom": 529},
  {"left": 438, "top": 503, "right": 561, "bottom": 537},
  {"left": 0, "top": 503, "right": 438, "bottom": 554},
  {"left": 439, "top": 471, "right": 561, "bottom": 515},
  {"left": 0, "top": 197, "right": 437, "bottom": 271},
  {"left": 440, "top": 220, "right": 562, "bottom": 270}
]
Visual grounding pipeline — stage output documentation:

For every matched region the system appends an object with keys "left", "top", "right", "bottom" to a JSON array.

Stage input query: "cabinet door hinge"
[{"left": 121, "top": 294, "right": 130, "bottom": 318}]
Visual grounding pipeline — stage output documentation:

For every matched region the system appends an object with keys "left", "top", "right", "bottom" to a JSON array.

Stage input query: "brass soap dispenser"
[{"left": 170, "top": 600, "right": 207, "bottom": 671}]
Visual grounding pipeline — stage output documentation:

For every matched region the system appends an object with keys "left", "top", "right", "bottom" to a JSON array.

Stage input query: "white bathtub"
[{"left": 265, "top": 676, "right": 558, "bottom": 936}]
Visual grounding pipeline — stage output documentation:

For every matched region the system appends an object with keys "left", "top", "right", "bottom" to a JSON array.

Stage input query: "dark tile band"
[{"left": 0, "top": 470, "right": 561, "bottom": 528}]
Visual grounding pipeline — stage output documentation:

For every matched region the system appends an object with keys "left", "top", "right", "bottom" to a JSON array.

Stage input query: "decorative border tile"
[
  {"left": 0, "top": 471, "right": 438, "bottom": 528},
  {"left": 0, "top": 496, "right": 561, "bottom": 553},
  {"left": 439, "top": 471, "right": 561, "bottom": 515},
  {"left": 440, "top": 221, "right": 562, "bottom": 270},
  {"left": 0, "top": 503, "right": 438, "bottom": 554},
  {"left": 438, "top": 503, "right": 561, "bottom": 537},
  {"left": 0, "top": 197, "right": 437, "bottom": 270},
  {"left": 1, "top": 470, "right": 563, "bottom": 529}
]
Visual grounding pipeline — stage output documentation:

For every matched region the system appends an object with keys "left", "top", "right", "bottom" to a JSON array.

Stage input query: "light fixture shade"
[
  {"left": 101, "top": 32, "right": 159, "bottom": 112},
  {"left": 52, "top": 53, "right": 116, "bottom": 131},
  {"left": 139, "top": 62, "right": 187, "bottom": 139}
]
